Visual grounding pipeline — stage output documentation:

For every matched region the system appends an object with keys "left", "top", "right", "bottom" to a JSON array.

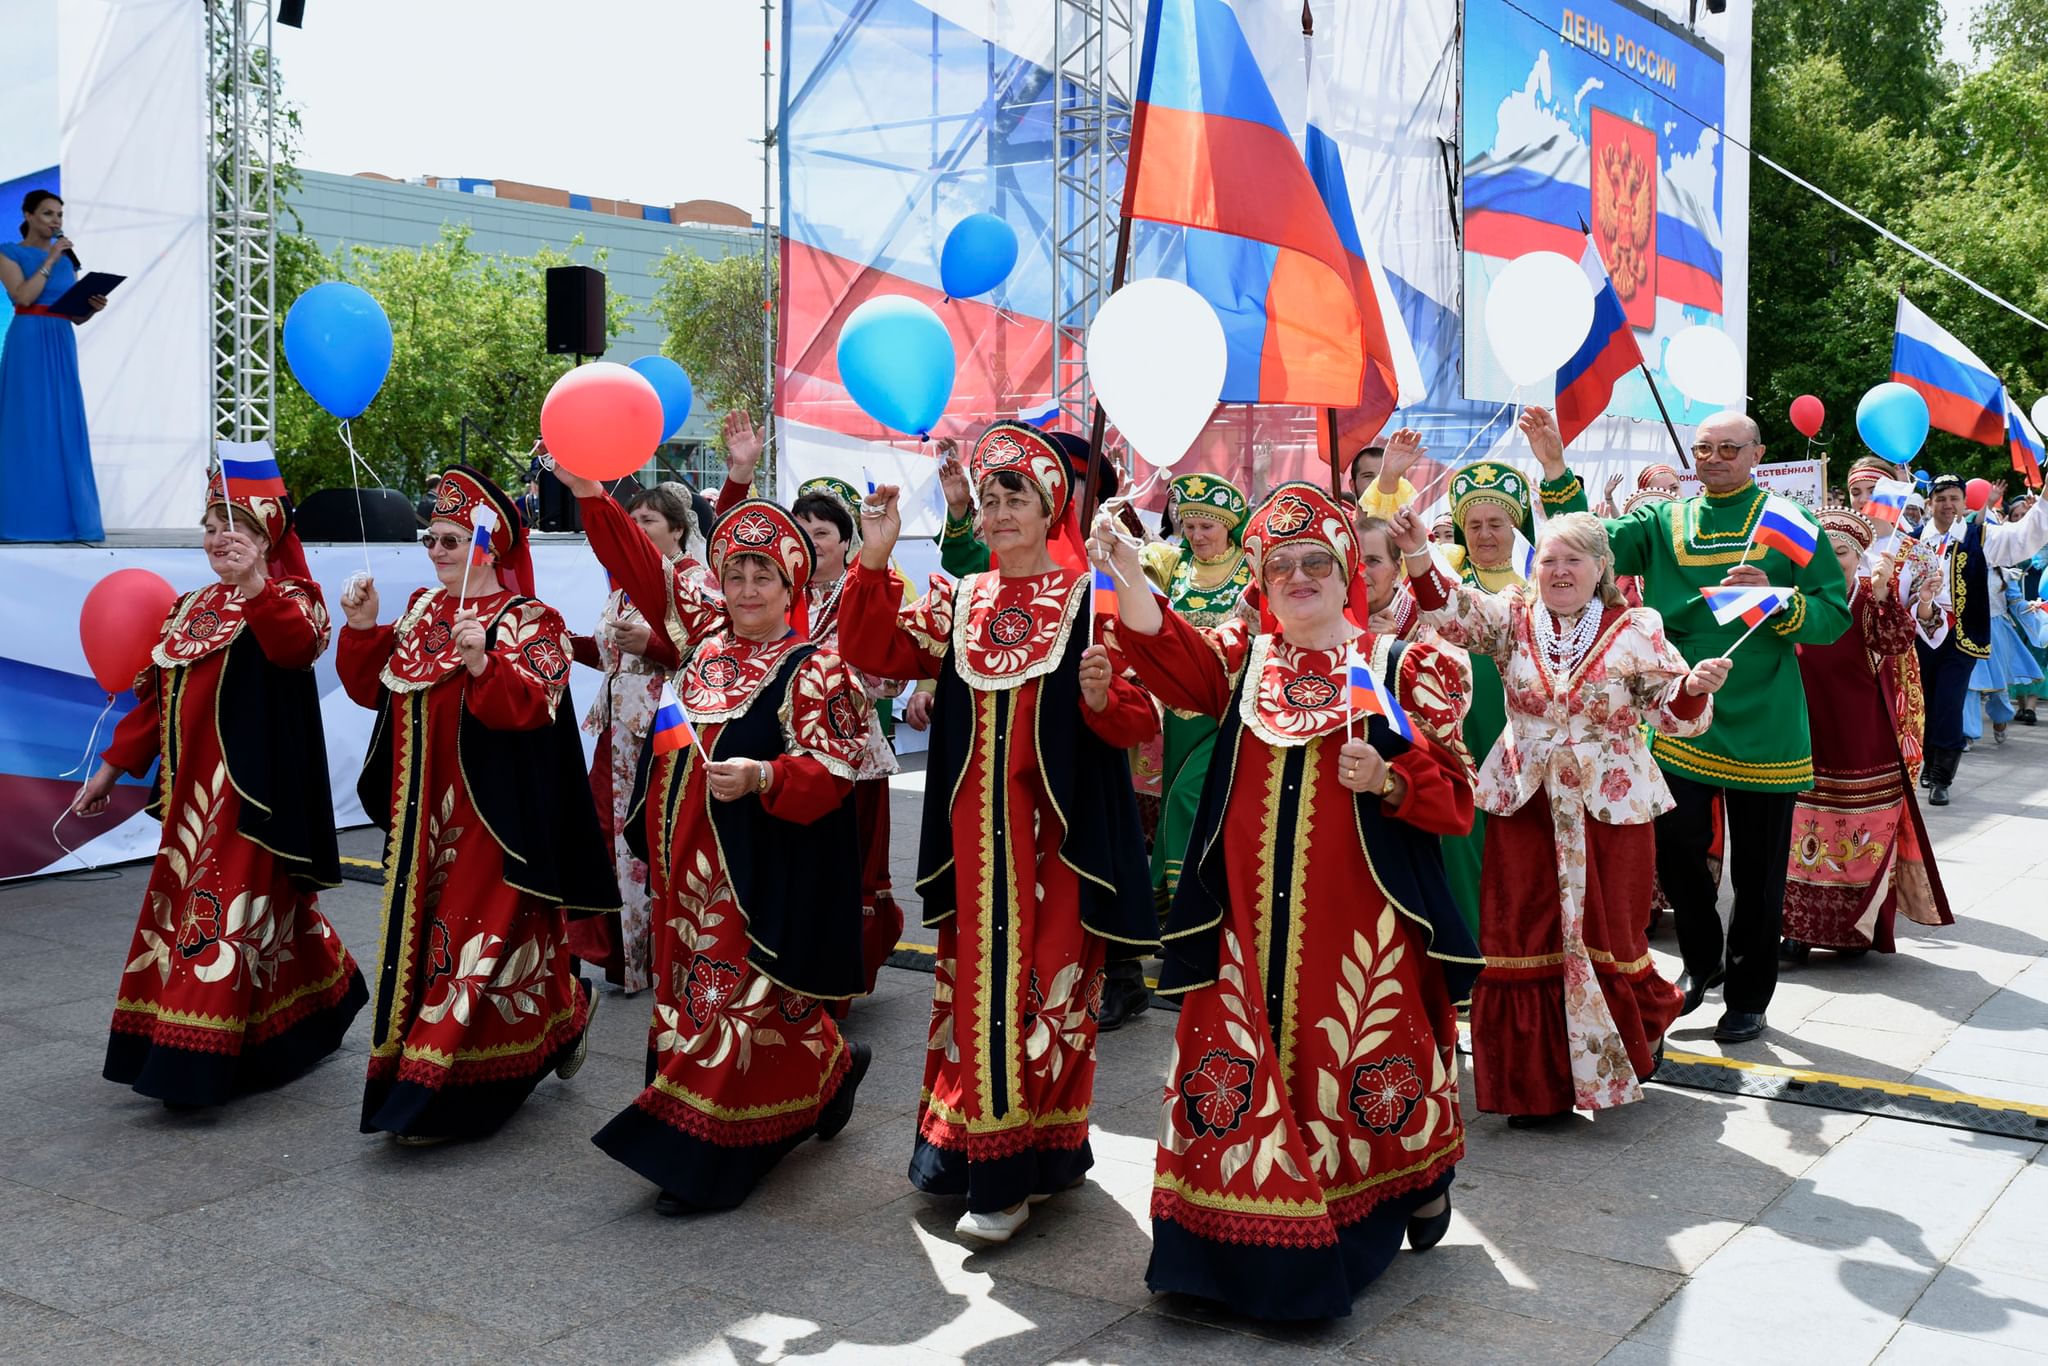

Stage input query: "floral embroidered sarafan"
[
  {"left": 379, "top": 588, "right": 574, "bottom": 710},
  {"left": 152, "top": 580, "right": 329, "bottom": 669}
]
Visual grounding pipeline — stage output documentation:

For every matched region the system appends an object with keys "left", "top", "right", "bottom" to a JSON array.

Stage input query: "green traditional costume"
[
  {"left": 1140, "top": 474, "right": 1253, "bottom": 908},
  {"left": 1435, "top": 460, "right": 1543, "bottom": 936}
]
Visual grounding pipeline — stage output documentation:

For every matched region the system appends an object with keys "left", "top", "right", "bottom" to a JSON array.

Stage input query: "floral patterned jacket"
[{"left": 1413, "top": 572, "right": 1711, "bottom": 826}]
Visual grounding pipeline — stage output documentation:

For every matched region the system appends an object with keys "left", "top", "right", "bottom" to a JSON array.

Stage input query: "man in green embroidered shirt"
[{"left": 1526, "top": 406, "right": 1850, "bottom": 1044}]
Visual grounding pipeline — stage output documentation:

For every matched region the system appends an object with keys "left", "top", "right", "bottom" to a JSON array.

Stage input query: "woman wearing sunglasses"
[
  {"left": 1092, "top": 482, "right": 1480, "bottom": 1321},
  {"left": 336, "top": 464, "right": 617, "bottom": 1145}
]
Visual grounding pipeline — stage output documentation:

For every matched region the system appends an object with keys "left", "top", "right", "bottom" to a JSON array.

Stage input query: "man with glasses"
[
  {"left": 1530, "top": 408, "right": 1849, "bottom": 1044},
  {"left": 1913, "top": 473, "right": 2048, "bottom": 804}
]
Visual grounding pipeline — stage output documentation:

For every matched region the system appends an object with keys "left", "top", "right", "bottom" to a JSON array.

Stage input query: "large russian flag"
[
  {"left": 1128, "top": 0, "right": 1366, "bottom": 406},
  {"left": 1892, "top": 295, "right": 2006, "bottom": 447},
  {"left": 1555, "top": 235, "right": 1646, "bottom": 447},
  {"left": 2008, "top": 395, "right": 2045, "bottom": 490},
  {"left": 1302, "top": 50, "right": 1399, "bottom": 438}
]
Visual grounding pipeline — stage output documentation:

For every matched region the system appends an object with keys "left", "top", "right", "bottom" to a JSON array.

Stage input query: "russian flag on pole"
[
  {"left": 649, "top": 681, "right": 698, "bottom": 756},
  {"left": 2006, "top": 395, "right": 2045, "bottom": 490},
  {"left": 1752, "top": 495, "right": 1819, "bottom": 566},
  {"left": 1701, "top": 585, "right": 1794, "bottom": 628},
  {"left": 1092, "top": 567, "right": 1119, "bottom": 616},
  {"left": 468, "top": 506, "right": 498, "bottom": 567},
  {"left": 221, "top": 451, "right": 287, "bottom": 500},
  {"left": 1892, "top": 296, "right": 2007, "bottom": 446},
  {"left": 1017, "top": 399, "right": 1061, "bottom": 429},
  {"left": 1555, "top": 236, "right": 1646, "bottom": 447},
  {"left": 1302, "top": 49, "right": 1401, "bottom": 435},
  {"left": 1128, "top": 0, "right": 1367, "bottom": 406},
  {"left": 1511, "top": 528, "right": 1539, "bottom": 580},
  {"left": 1345, "top": 643, "right": 1415, "bottom": 743},
  {"left": 1862, "top": 478, "right": 1914, "bottom": 528}
]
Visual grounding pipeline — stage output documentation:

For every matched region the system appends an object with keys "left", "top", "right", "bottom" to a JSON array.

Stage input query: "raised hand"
[
  {"left": 1387, "top": 505, "right": 1430, "bottom": 556},
  {"left": 1518, "top": 405, "right": 1566, "bottom": 477},
  {"left": 340, "top": 574, "right": 380, "bottom": 629},
  {"left": 1379, "top": 428, "right": 1429, "bottom": 491},
  {"left": 857, "top": 485, "right": 903, "bottom": 570},
  {"left": 216, "top": 529, "right": 267, "bottom": 597},
  {"left": 724, "top": 412, "right": 764, "bottom": 486},
  {"left": 452, "top": 606, "right": 489, "bottom": 676},
  {"left": 936, "top": 440, "right": 972, "bottom": 519}
]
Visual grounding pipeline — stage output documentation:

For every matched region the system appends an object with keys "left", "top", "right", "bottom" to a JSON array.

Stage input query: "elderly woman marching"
[
  {"left": 337, "top": 465, "right": 617, "bottom": 1143},
  {"left": 73, "top": 471, "right": 365, "bottom": 1107},
  {"left": 1390, "top": 507, "right": 1730, "bottom": 1125},
  {"left": 837, "top": 421, "right": 1159, "bottom": 1245},
  {"left": 1095, "top": 482, "right": 1480, "bottom": 1321},
  {"left": 568, "top": 481, "right": 710, "bottom": 998},
  {"left": 1781, "top": 508, "right": 1952, "bottom": 961}
]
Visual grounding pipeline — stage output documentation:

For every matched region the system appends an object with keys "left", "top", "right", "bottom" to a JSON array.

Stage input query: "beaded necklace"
[{"left": 1533, "top": 598, "right": 1604, "bottom": 678}]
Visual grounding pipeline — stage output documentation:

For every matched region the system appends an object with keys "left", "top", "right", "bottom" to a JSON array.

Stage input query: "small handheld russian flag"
[
  {"left": 1701, "top": 585, "right": 1795, "bottom": 627},
  {"left": 1092, "top": 566, "right": 1119, "bottom": 616},
  {"left": 1017, "top": 398, "right": 1060, "bottom": 428},
  {"left": 1862, "top": 478, "right": 1914, "bottom": 528},
  {"left": 469, "top": 505, "right": 499, "bottom": 567},
  {"left": 1511, "top": 528, "right": 1539, "bottom": 581},
  {"left": 650, "top": 681, "right": 698, "bottom": 756},
  {"left": 1345, "top": 643, "right": 1415, "bottom": 743},
  {"left": 1751, "top": 495, "right": 1819, "bottom": 566},
  {"left": 221, "top": 451, "right": 287, "bottom": 500}
]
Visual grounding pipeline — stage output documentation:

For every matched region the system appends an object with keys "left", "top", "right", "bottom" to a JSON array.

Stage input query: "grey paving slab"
[
  {"left": 1345, "top": 1296, "right": 1621, "bottom": 1365},
  {"left": 1757, "top": 1129, "right": 2027, "bottom": 1262},
  {"left": 1902, "top": 1264, "right": 2048, "bottom": 1354},
  {"left": 1875, "top": 1322, "right": 2048, "bottom": 1363}
]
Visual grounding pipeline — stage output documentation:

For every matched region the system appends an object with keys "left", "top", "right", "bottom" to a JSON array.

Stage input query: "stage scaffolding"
[
  {"left": 207, "top": 0, "right": 279, "bottom": 446},
  {"left": 1048, "top": 0, "right": 1134, "bottom": 430}
]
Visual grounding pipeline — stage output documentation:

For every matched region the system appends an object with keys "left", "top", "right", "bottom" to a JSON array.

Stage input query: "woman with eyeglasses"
[
  {"left": 549, "top": 476, "right": 880, "bottom": 1216},
  {"left": 1392, "top": 508, "right": 1727, "bottom": 1126},
  {"left": 1092, "top": 482, "right": 1479, "bottom": 1321},
  {"left": 71, "top": 472, "right": 365, "bottom": 1107},
  {"left": 337, "top": 464, "right": 618, "bottom": 1144},
  {"left": 565, "top": 481, "right": 710, "bottom": 1000},
  {"left": 838, "top": 422, "right": 1159, "bottom": 1246}
]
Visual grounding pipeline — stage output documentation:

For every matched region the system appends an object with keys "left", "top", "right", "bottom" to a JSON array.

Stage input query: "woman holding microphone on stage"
[{"left": 1, "top": 190, "right": 108, "bottom": 542}]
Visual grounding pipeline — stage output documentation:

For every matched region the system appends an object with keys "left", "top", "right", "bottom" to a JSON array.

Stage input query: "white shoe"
[{"left": 955, "top": 1203, "right": 1030, "bottom": 1244}]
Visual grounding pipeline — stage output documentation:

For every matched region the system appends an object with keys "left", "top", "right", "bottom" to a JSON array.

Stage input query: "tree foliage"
[
  {"left": 1751, "top": 0, "right": 2048, "bottom": 489},
  {"left": 274, "top": 226, "right": 635, "bottom": 497},
  {"left": 649, "top": 248, "right": 773, "bottom": 454}
]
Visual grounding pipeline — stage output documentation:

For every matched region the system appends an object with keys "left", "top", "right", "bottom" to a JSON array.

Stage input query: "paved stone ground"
[{"left": 3, "top": 724, "right": 2046, "bottom": 1364}]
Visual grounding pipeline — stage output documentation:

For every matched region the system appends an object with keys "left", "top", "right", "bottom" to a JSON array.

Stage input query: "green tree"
[
  {"left": 274, "top": 225, "right": 634, "bottom": 497},
  {"left": 649, "top": 249, "right": 773, "bottom": 453},
  {"left": 1971, "top": 0, "right": 2048, "bottom": 64}
]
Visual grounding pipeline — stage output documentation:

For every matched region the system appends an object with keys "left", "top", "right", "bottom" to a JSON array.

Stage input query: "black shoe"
[
  {"left": 1406, "top": 1193, "right": 1453, "bottom": 1252},
  {"left": 815, "top": 1041, "right": 871, "bottom": 1142},
  {"left": 1677, "top": 967, "right": 1726, "bottom": 1015},
  {"left": 1713, "top": 1011, "right": 1767, "bottom": 1043},
  {"left": 1096, "top": 973, "right": 1151, "bottom": 1033},
  {"left": 654, "top": 1190, "right": 696, "bottom": 1217},
  {"left": 1929, "top": 780, "right": 1951, "bottom": 806},
  {"left": 1643, "top": 1039, "right": 1666, "bottom": 1083},
  {"left": 2018, "top": 708, "right": 2037, "bottom": 726},
  {"left": 1505, "top": 1111, "right": 1573, "bottom": 1129},
  {"left": 1779, "top": 938, "right": 1811, "bottom": 965}
]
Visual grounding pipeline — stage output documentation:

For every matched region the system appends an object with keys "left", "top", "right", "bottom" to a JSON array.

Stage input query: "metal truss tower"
[
  {"left": 208, "top": 0, "right": 279, "bottom": 445},
  {"left": 1049, "top": 0, "right": 1135, "bottom": 429}
]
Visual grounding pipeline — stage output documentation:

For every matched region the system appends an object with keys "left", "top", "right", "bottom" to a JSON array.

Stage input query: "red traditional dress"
[
  {"left": 589, "top": 497, "right": 877, "bottom": 1208},
  {"left": 1116, "top": 482, "right": 1482, "bottom": 1321},
  {"left": 1411, "top": 568, "right": 1700, "bottom": 1116},
  {"left": 1785, "top": 573, "right": 1952, "bottom": 952},
  {"left": 101, "top": 554, "right": 365, "bottom": 1106},
  {"left": 340, "top": 466, "right": 616, "bottom": 1140},
  {"left": 836, "top": 422, "right": 1159, "bottom": 1218}
]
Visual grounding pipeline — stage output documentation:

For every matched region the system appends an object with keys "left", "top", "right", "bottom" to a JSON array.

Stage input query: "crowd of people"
[{"left": 67, "top": 404, "right": 2048, "bottom": 1322}]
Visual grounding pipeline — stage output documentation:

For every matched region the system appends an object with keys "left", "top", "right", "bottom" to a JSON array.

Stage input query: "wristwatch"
[
  {"left": 755, "top": 760, "right": 772, "bottom": 794},
  {"left": 1378, "top": 768, "right": 1398, "bottom": 801}
]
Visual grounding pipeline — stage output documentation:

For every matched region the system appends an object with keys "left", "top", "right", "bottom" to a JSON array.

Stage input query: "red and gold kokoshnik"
[
  {"left": 969, "top": 420, "right": 1072, "bottom": 521},
  {"left": 1241, "top": 481, "right": 1358, "bottom": 580},
  {"left": 709, "top": 498, "right": 816, "bottom": 595}
]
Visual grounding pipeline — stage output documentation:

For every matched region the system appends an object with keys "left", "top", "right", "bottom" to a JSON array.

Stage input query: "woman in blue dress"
[{"left": 1, "top": 190, "right": 108, "bottom": 541}]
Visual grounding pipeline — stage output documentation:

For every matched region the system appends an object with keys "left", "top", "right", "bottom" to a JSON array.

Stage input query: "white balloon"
[
  {"left": 1085, "top": 278, "right": 1226, "bottom": 469},
  {"left": 2032, "top": 396, "right": 2048, "bottom": 439},
  {"left": 1483, "top": 251, "right": 1596, "bottom": 387},
  {"left": 1664, "top": 325, "right": 1745, "bottom": 405}
]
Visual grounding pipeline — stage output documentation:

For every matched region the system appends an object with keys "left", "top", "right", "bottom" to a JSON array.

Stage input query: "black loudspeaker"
[
  {"left": 279, "top": 0, "right": 307, "bottom": 27},
  {"left": 532, "top": 466, "right": 584, "bottom": 533},
  {"left": 546, "top": 266, "right": 607, "bottom": 357},
  {"left": 293, "top": 487, "right": 419, "bottom": 542}
]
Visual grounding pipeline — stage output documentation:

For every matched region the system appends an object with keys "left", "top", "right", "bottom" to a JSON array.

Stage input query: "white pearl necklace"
[{"left": 1534, "top": 599, "right": 1604, "bottom": 676}]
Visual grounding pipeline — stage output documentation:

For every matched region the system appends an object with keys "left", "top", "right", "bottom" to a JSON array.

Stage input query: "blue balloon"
[
  {"left": 836, "top": 295, "right": 956, "bottom": 438},
  {"left": 283, "top": 282, "right": 393, "bottom": 420},
  {"left": 629, "top": 355, "right": 695, "bottom": 441},
  {"left": 939, "top": 213, "right": 1019, "bottom": 300},
  {"left": 1855, "top": 381, "right": 1932, "bottom": 464},
  {"left": 1913, "top": 468, "right": 1933, "bottom": 491}
]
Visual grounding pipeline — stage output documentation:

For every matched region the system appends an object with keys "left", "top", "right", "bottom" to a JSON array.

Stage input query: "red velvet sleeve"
[
  {"left": 1665, "top": 684, "right": 1710, "bottom": 723},
  {"left": 571, "top": 634, "right": 602, "bottom": 669},
  {"left": 102, "top": 687, "right": 161, "bottom": 777},
  {"left": 760, "top": 755, "right": 855, "bottom": 824},
  {"left": 337, "top": 624, "right": 396, "bottom": 709},
  {"left": 1382, "top": 739, "right": 1474, "bottom": 837},
  {"left": 579, "top": 494, "right": 712, "bottom": 670},
  {"left": 1081, "top": 664, "right": 1159, "bottom": 747},
  {"left": 464, "top": 655, "right": 557, "bottom": 731},
  {"left": 717, "top": 477, "right": 752, "bottom": 515},
  {"left": 240, "top": 580, "right": 327, "bottom": 669},
  {"left": 836, "top": 564, "right": 946, "bottom": 682},
  {"left": 1111, "top": 605, "right": 1236, "bottom": 718}
]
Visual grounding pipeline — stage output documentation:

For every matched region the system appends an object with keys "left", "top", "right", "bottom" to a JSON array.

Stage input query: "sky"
[{"left": 276, "top": 0, "right": 770, "bottom": 210}]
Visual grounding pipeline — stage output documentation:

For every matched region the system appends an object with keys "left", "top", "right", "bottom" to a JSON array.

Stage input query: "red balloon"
[
  {"left": 80, "top": 568, "right": 177, "bottom": 694},
  {"left": 1789, "top": 394, "right": 1825, "bottom": 438},
  {"left": 539, "top": 362, "right": 666, "bottom": 482},
  {"left": 1966, "top": 478, "right": 1992, "bottom": 512}
]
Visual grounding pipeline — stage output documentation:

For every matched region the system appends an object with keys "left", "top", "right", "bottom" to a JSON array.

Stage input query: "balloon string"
[
  {"left": 61, "top": 694, "right": 118, "bottom": 778},
  {"left": 48, "top": 806, "right": 98, "bottom": 871},
  {"left": 338, "top": 418, "right": 391, "bottom": 582},
  {"left": 1448, "top": 387, "right": 1523, "bottom": 470}
]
